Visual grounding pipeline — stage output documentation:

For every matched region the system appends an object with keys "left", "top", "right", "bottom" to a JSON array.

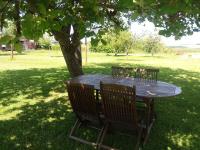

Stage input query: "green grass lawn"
[{"left": 0, "top": 50, "right": 200, "bottom": 150}]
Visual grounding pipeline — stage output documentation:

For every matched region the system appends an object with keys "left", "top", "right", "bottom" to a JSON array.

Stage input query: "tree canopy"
[
  {"left": 0, "top": 0, "right": 199, "bottom": 76},
  {"left": 1, "top": 0, "right": 199, "bottom": 40}
]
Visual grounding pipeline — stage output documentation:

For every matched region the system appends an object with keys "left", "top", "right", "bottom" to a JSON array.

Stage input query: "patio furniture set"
[{"left": 66, "top": 66, "right": 181, "bottom": 150}]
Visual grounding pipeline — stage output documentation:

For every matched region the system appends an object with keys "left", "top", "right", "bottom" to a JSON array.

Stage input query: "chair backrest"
[
  {"left": 66, "top": 81, "right": 98, "bottom": 121},
  {"left": 135, "top": 68, "right": 159, "bottom": 82},
  {"left": 100, "top": 82, "right": 138, "bottom": 129},
  {"left": 111, "top": 66, "right": 134, "bottom": 78}
]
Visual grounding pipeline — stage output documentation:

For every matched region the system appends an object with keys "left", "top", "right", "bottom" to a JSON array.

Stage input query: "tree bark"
[
  {"left": 14, "top": 0, "right": 21, "bottom": 38},
  {"left": 53, "top": 25, "right": 84, "bottom": 77},
  {"left": 11, "top": 44, "right": 14, "bottom": 60}
]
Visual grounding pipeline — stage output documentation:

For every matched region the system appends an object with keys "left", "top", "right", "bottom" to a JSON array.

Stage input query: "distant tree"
[
  {"left": 112, "top": 31, "right": 134, "bottom": 55},
  {"left": 143, "top": 36, "right": 163, "bottom": 56},
  {"left": 1, "top": 21, "right": 15, "bottom": 36},
  {"left": 91, "top": 30, "right": 134, "bottom": 55},
  {"left": 0, "top": 21, "right": 22, "bottom": 59}
]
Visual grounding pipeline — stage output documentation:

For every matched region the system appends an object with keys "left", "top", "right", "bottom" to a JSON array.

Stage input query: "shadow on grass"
[
  {"left": 105, "top": 54, "right": 165, "bottom": 59},
  {"left": 0, "top": 52, "right": 26, "bottom": 56},
  {"left": 115, "top": 58, "right": 144, "bottom": 62},
  {"left": 0, "top": 68, "right": 69, "bottom": 105},
  {"left": 0, "top": 63, "right": 200, "bottom": 150},
  {"left": 139, "top": 55, "right": 166, "bottom": 58}
]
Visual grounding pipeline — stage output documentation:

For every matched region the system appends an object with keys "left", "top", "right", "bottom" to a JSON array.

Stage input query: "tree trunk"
[
  {"left": 126, "top": 49, "right": 128, "bottom": 56},
  {"left": 11, "top": 44, "right": 14, "bottom": 60},
  {"left": 53, "top": 25, "right": 84, "bottom": 77}
]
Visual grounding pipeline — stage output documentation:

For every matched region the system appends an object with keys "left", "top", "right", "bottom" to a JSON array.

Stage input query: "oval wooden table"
[
  {"left": 69, "top": 74, "right": 182, "bottom": 98},
  {"left": 69, "top": 74, "right": 182, "bottom": 143}
]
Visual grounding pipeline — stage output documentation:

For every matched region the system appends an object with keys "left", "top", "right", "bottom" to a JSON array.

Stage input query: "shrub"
[
  {"left": 90, "top": 31, "right": 135, "bottom": 55},
  {"left": 51, "top": 43, "right": 61, "bottom": 51},
  {"left": 38, "top": 37, "right": 51, "bottom": 49}
]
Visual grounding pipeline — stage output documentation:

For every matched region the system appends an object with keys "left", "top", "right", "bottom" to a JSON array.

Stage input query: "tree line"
[{"left": 90, "top": 30, "right": 169, "bottom": 56}]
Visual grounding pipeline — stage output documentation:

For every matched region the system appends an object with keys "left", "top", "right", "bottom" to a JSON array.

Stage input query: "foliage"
[
  {"left": 143, "top": 36, "right": 164, "bottom": 55},
  {"left": 0, "top": 21, "right": 23, "bottom": 53},
  {"left": 38, "top": 33, "right": 52, "bottom": 49},
  {"left": 38, "top": 38, "right": 51, "bottom": 49},
  {"left": 1, "top": 21, "right": 15, "bottom": 36},
  {"left": 133, "top": 1, "right": 200, "bottom": 39},
  {"left": 130, "top": 35, "right": 144, "bottom": 52},
  {"left": 0, "top": 0, "right": 199, "bottom": 44},
  {"left": 90, "top": 30, "right": 135, "bottom": 55},
  {"left": 112, "top": 31, "right": 134, "bottom": 55},
  {"left": 51, "top": 43, "right": 61, "bottom": 51},
  {"left": 90, "top": 31, "right": 167, "bottom": 55}
]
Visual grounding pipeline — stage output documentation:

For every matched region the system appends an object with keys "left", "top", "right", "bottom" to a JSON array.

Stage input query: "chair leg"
[
  {"left": 144, "top": 98, "right": 151, "bottom": 128},
  {"left": 142, "top": 116, "right": 155, "bottom": 145},
  {"left": 97, "top": 124, "right": 109, "bottom": 150},
  {"left": 145, "top": 98, "right": 157, "bottom": 126},
  {"left": 96, "top": 124, "right": 105, "bottom": 146},
  {"left": 135, "top": 127, "right": 143, "bottom": 150},
  {"left": 69, "top": 119, "right": 102, "bottom": 148},
  {"left": 150, "top": 99, "right": 157, "bottom": 120},
  {"left": 69, "top": 119, "right": 81, "bottom": 137},
  {"left": 136, "top": 98, "right": 155, "bottom": 146},
  {"left": 142, "top": 98, "right": 155, "bottom": 145},
  {"left": 98, "top": 124, "right": 143, "bottom": 150}
]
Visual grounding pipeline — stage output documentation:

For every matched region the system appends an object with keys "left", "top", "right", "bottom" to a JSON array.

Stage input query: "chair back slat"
[
  {"left": 66, "top": 82, "right": 98, "bottom": 120},
  {"left": 135, "top": 68, "right": 159, "bottom": 82},
  {"left": 112, "top": 66, "right": 134, "bottom": 78},
  {"left": 100, "top": 82, "right": 138, "bottom": 128}
]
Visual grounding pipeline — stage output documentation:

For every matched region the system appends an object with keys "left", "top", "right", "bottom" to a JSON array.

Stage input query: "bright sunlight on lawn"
[{"left": 0, "top": 50, "right": 200, "bottom": 150}]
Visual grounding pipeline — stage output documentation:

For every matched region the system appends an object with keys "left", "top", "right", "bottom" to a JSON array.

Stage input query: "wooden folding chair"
[
  {"left": 134, "top": 68, "right": 159, "bottom": 141},
  {"left": 99, "top": 82, "right": 145, "bottom": 150},
  {"left": 113, "top": 66, "right": 159, "bottom": 128},
  {"left": 66, "top": 81, "right": 104, "bottom": 148}
]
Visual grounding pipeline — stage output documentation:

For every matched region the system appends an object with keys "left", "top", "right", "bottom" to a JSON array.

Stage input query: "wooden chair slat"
[
  {"left": 99, "top": 82, "right": 144, "bottom": 149},
  {"left": 66, "top": 81, "right": 103, "bottom": 148},
  {"left": 112, "top": 66, "right": 134, "bottom": 78}
]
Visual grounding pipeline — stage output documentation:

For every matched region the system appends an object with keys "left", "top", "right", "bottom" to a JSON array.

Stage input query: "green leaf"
[
  {"left": 118, "top": 0, "right": 134, "bottom": 8},
  {"left": 101, "top": 39, "right": 107, "bottom": 45},
  {"left": 14, "top": 42, "right": 23, "bottom": 53},
  {"left": 37, "top": 3, "right": 47, "bottom": 15},
  {"left": 85, "top": 31, "right": 96, "bottom": 37},
  {"left": 91, "top": 38, "right": 99, "bottom": 46},
  {"left": 0, "top": 35, "right": 13, "bottom": 44},
  {"left": 22, "top": 14, "right": 45, "bottom": 40}
]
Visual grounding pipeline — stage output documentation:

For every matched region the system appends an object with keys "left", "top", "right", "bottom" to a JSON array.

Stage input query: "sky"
[{"left": 130, "top": 21, "right": 200, "bottom": 48}]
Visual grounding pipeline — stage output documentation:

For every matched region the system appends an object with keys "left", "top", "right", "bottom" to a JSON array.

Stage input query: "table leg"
[{"left": 143, "top": 98, "right": 156, "bottom": 145}]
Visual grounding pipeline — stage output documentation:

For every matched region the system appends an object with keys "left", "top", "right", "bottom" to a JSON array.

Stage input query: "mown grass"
[{"left": 0, "top": 50, "right": 200, "bottom": 150}]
